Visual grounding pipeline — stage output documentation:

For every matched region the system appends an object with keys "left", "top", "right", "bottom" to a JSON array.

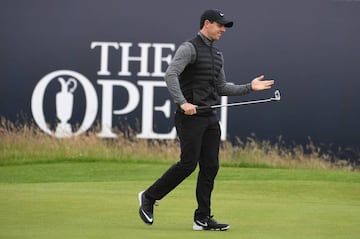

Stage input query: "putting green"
[{"left": 0, "top": 162, "right": 359, "bottom": 239}]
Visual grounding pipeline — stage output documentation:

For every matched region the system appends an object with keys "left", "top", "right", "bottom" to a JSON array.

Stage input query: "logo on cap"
[{"left": 219, "top": 12, "right": 224, "bottom": 17}]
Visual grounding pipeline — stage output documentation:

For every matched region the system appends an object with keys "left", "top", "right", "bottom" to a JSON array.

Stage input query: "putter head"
[{"left": 274, "top": 90, "right": 281, "bottom": 101}]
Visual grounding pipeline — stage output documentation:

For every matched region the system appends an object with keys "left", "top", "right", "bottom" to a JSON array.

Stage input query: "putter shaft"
[{"left": 197, "top": 90, "right": 281, "bottom": 110}]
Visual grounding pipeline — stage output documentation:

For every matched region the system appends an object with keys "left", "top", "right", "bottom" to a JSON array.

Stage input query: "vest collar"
[{"left": 197, "top": 32, "right": 213, "bottom": 47}]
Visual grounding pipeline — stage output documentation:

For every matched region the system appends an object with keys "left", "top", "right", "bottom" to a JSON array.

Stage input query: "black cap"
[{"left": 200, "top": 9, "right": 234, "bottom": 29}]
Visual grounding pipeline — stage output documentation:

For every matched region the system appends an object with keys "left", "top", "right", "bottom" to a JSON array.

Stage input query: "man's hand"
[
  {"left": 180, "top": 102, "right": 197, "bottom": 115},
  {"left": 251, "top": 75, "right": 274, "bottom": 91}
]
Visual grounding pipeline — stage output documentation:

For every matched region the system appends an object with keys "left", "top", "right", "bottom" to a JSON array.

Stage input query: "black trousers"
[{"left": 145, "top": 111, "right": 220, "bottom": 220}]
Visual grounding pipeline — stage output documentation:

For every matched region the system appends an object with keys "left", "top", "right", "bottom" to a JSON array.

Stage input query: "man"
[{"left": 138, "top": 9, "right": 274, "bottom": 231}]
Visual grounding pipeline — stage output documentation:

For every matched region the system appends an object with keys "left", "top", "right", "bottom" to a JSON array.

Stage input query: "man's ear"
[{"left": 203, "top": 19, "right": 211, "bottom": 27}]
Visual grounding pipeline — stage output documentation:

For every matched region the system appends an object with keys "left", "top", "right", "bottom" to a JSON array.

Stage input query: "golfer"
[{"left": 139, "top": 9, "right": 274, "bottom": 231}]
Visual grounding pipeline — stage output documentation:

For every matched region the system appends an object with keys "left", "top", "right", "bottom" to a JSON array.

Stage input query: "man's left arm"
[{"left": 215, "top": 67, "right": 253, "bottom": 96}]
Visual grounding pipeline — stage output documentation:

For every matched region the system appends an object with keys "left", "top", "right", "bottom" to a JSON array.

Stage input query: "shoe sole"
[
  {"left": 138, "top": 191, "right": 143, "bottom": 206},
  {"left": 138, "top": 191, "right": 154, "bottom": 225},
  {"left": 193, "top": 222, "right": 230, "bottom": 231}
]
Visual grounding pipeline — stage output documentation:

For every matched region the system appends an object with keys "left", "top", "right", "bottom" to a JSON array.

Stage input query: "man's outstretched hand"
[{"left": 251, "top": 75, "right": 274, "bottom": 91}]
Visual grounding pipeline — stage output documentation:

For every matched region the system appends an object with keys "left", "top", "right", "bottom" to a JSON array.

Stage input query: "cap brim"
[{"left": 217, "top": 20, "right": 233, "bottom": 28}]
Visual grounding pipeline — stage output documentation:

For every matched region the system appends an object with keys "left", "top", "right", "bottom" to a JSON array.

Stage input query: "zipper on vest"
[{"left": 209, "top": 43, "right": 215, "bottom": 81}]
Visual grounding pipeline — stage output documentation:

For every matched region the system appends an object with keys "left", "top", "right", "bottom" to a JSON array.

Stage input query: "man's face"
[{"left": 204, "top": 20, "right": 226, "bottom": 41}]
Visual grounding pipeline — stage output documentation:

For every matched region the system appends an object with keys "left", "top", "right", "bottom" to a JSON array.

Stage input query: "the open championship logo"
[
  {"left": 31, "top": 70, "right": 98, "bottom": 137},
  {"left": 31, "top": 41, "right": 229, "bottom": 140}
]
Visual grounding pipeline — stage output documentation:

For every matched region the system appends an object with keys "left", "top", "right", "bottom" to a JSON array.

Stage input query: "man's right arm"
[{"left": 164, "top": 42, "right": 195, "bottom": 106}]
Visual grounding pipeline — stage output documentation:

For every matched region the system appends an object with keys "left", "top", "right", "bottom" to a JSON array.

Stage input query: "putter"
[{"left": 197, "top": 90, "right": 281, "bottom": 110}]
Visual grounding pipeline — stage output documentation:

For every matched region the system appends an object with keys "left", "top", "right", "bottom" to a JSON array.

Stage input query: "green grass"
[
  {"left": 1, "top": 120, "right": 359, "bottom": 238},
  {"left": 1, "top": 161, "right": 359, "bottom": 239}
]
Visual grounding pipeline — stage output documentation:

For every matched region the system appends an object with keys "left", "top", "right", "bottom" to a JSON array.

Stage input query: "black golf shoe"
[
  {"left": 193, "top": 215, "right": 230, "bottom": 231},
  {"left": 138, "top": 191, "right": 155, "bottom": 225}
]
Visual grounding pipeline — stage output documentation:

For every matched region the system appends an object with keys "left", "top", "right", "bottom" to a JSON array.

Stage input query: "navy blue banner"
[{"left": 1, "top": 0, "right": 359, "bottom": 159}]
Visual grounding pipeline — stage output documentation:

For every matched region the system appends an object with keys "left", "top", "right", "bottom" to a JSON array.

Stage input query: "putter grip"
[{"left": 196, "top": 105, "right": 212, "bottom": 110}]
